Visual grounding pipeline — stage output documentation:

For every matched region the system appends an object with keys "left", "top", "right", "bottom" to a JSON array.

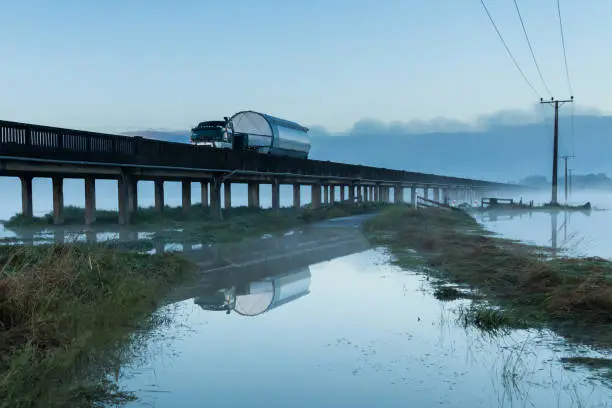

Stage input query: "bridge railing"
[{"left": 0, "top": 119, "right": 515, "bottom": 188}]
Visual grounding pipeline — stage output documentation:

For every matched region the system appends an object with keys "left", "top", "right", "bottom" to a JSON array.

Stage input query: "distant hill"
[
  {"left": 123, "top": 114, "right": 612, "bottom": 184},
  {"left": 122, "top": 130, "right": 189, "bottom": 144}
]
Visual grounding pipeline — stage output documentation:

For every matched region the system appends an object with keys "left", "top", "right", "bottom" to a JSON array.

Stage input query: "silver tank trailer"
[{"left": 228, "top": 111, "right": 311, "bottom": 159}]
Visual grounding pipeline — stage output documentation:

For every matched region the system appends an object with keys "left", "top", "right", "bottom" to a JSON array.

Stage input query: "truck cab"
[{"left": 190, "top": 118, "right": 232, "bottom": 149}]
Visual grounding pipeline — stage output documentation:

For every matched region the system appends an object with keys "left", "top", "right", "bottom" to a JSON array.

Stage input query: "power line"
[
  {"left": 479, "top": 0, "right": 542, "bottom": 98},
  {"left": 513, "top": 0, "right": 553, "bottom": 97},
  {"left": 556, "top": 0, "right": 573, "bottom": 96}
]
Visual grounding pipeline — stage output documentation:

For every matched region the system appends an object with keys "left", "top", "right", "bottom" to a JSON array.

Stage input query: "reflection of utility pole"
[
  {"left": 550, "top": 211, "right": 558, "bottom": 257},
  {"left": 564, "top": 210, "right": 568, "bottom": 242},
  {"left": 560, "top": 155, "right": 574, "bottom": 203},
  {"left": 541, "top": 97, "right": 574, "bottom": 205}
]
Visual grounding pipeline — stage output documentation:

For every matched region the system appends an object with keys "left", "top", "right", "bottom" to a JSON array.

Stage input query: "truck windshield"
[{"left": 191, "top": 127, "right": 224, "bottom": 142}]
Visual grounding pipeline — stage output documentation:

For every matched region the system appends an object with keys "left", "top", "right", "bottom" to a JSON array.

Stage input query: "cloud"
[
  {"left": 309, "top": 104, "right": 607, "bottom": 137},
  {"left": 121, "top": 104, "right": 608, "bottom": 141}
]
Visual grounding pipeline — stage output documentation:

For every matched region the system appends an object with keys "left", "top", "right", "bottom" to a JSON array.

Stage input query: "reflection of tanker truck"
[
  {"left": 190, "top": 110, "right": 311, "bottom": 159},
  {"left": 194, "top": 267, "right": 311, "bottom": 316}
]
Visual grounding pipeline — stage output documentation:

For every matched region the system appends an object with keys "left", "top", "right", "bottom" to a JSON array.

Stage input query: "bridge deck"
[{"left": 0, "top": 119, "right": 517, "bottom": 189}]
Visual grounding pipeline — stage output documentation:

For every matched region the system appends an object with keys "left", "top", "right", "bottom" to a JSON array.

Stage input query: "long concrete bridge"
[{"left": 0, "top": 119, "right": 523, "bottom": 225}]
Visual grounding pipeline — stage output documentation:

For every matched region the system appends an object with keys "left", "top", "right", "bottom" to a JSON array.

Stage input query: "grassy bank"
[
  {"left": 363, "top": 206, "right": 612, "bottom": 346},
  {"left": 0, "top": 244, "right": 194, "bottom": 407},
  {"left": 4, "top": 202, "right": 383, "bottom": 228},
  {"left": 4, "top": 203, "right": 385, "bottom": 245}
]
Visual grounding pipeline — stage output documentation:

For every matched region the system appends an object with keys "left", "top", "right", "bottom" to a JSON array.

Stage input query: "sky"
[{"left": 1, "top": 0, "right": 610, "bottom": 133}]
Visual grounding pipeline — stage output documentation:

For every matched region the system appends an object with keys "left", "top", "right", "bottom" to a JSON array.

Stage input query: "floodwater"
[
  {"left": 2, "top": 191, "right": 612, "bottom": 407},
  {"left": 477, "top": 191, "right": 612, "bottom": 259},
  {"left": 107, "top": 215, "right": 611, "bottom": 408}
]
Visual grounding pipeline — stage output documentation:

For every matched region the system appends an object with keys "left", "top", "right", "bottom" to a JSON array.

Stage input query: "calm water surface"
[
  {"left": 114, "top": 220, "right": 611, "bottom": 408},
  {"left": 478, "top": 208, "right": 612, "bottom": 259}
]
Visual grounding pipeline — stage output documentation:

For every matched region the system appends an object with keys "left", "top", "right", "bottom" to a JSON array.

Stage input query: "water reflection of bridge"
[{"left": 165, "top": 224, "right": 372, "bottom": 315}]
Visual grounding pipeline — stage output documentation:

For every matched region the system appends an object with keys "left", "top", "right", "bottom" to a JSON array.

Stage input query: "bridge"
[{"left": 0, "top": 119, "right": 523, "bottom": 225}]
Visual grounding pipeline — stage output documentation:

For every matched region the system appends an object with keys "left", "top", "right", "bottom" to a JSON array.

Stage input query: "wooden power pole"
[
  {"left": 560, "top": 154, "right": 574, "bottom": 203},
  {"left": 540, "top": 97, "right": 574, "bottom": 205}
]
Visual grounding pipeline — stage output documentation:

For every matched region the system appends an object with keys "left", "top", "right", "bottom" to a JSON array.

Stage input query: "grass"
[
  {"left": 456, "top": 304, "right": 527, "bottom": 334},
  {"left": 4, "top": 203, "right": 386, "bottom": 246},
  {"left": 432, "top": 285, "right": 478, "bottom": 302},
  {"left": 363, "top": 206, "right": 612, "bottom": 346},
  {"left": 3, "top": 202, "right": 385, "bottom": 229},
  {"left": 560, "top": 356, "right": 612, "bottom": 370},
  {"left": 0, "top": 244, "right": 195, "bottom": 408},
  {"left": 560, "top": 357, "right": 612, "bottom": 382}
]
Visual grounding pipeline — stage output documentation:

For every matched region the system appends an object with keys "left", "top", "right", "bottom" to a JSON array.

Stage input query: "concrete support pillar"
[
  {"left": 311, "top": 183, "right": 322, "bottom": 208},
  {"left": 271, "top": 180, "right": 280, "bottom": 211},
  {"left": 182, "top": 181, "right": 191, "bottom": 214},
  {"left": 323, "top": 185, "right": 329, "bottom": 204},
  {"left": 201, "top": 182, "right": 209, "bottom": 208},
  {"left": 127, "top": 178, "right": 138, "bottom": 214},
  {"left": 84, "top": 176, "right": 96, "bottom": 225},
  {"left": 20, "top": 176, "right": 33, "bottom": 217},
  {"left": 410, "top": 187, "right": 417, "bottom": 208},
  {"left": 433, "top": 188, "right": 440, "bottom": 202},
  {"left": 210, "top": 178, "right": 221, "bottom": 218},
  {"left": 394, "top": 185, "right": 403, "bottom": 204},
  {"left": 293, "top": 184, "right": 301, "bottom": 209},
  {"left": 224, "top": 182, "right": 231, "bottom": 210},
  {"left": 423, "top": 187, "right": 429, "bottom": 201},
  {"left": 348, "top": 184, "right": 355, "bottom": 202},
  {"left": 340, "top": 186, "right": 346, "bottom": 202},
  {"left": 330, "top": 185, "right": 335, "bottom": 203},
  {"left": 154, "top": 179, "right": 164, "bottom": 212},
  {"left": 52, "top": 176, "right": 64, "bottom": 225},
  {"left": 443, "top": 189, "right": 450, "bottom": 204},
  {"left": 356, "top": 185, "right": 363, "bottom": 202},
  {"left": 374, "top": 185, "right": 380, "bottom": 202},
  {"left": 248, "top": 182, "right": 260, "bottom": 208},
  {"left": 118, "top": 177, "right": 129, "bottom": 225}
]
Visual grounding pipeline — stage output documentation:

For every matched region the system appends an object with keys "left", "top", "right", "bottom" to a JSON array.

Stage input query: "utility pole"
[
  {"left": 568, "top": 168, "right": 573, "bottom": 196},
  {"left": 540, "top": 97, "right": 574, "bottom": 205},
  {"left": 560, "top": 154, "right": 575, "bottom": 203}
]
